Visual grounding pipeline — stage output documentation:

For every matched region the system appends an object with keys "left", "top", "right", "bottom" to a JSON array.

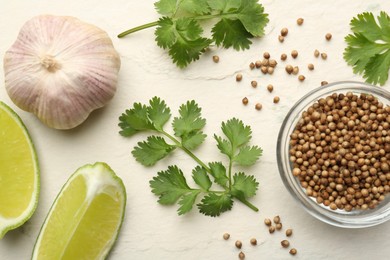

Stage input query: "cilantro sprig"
[
  {"left": 118, "top": 0, "right": 269, "bottom": 68},
  {"left": 119, "top": 97, "right": 262, "bottom": 216},
  {"left": 344, "top": 11, "right": 390, "bottom": 86}
]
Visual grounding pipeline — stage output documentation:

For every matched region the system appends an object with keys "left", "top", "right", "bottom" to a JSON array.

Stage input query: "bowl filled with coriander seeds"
[{"left": 277, "top": 81, "right": 390, "bottom": 228}]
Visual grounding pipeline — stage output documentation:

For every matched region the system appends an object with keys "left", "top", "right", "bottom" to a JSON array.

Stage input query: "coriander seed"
[
  {"left": 281, "top": 53, "right": 287, "bottom": 61},
  {"left": 314, "top": 49, "right": 320, "bottom": 57},
  {"left": 269, "top": 226, "right": 276, "bottom": 233},
  {"left": 255, "top": 103, "right": 262, "bottom": 111},
  {"left": 276, "top": 223, "right": 283, "bottom": 230},
  {"left": 251, "top": 80, "right": 258, "bottom": 88},
  {"left": 263, "top": 52, "right": 270, "bottom": 59},
  {"left": 239, "top": 251, "right": 245, "bottom": 260},
  {"left": 242, "top": 97, "right": 249, "bottom": 105},
  {"left": 291, "top": 50, "right": 298, "bottom": 58},
  {"left": 261, "top": 66, "right": 268, "bottom": 74},
  {"left": 308, "top": 63, "right": 314, "bottom": 70},
  {"left": 298, "top": 75, "right": 306, "bottom": 81},
  {"left": 292, "top": 66, "right": 299, "bottom": 75},
  {"left": 325, "top": 33, "right": 332, "bottom": 41},
  {"left": 269, "top": 59, "right": 278, "bottom": 67},
  {"left": 297, "top": 18, "right": 304, "bottom": 25},
  {"left": 290, "top": 248, "right": 297, "bottom": 255},
  {"left": 249, "top": 62, "right": 255, "bottom": 70},
  {"left": 281, "top": 27, "right": 288, "bottom": 36},
  {"left": 281, "top": 240, "right": 290, "bottom": 248},
  {"left": 223, "top": 233, "right": 230, "bottom": 240},
  {"left": 212, "top": 55, "right": 220, "bottom": 63},
  {"left": 321, "top": 53, "right": 328, "bottom": 59},
  {"left": 261, "top": 59, "right": 269, "bottom": 66},
  {"left": 273, "top": 96, "right": 280, "bottom": 104},
  {"left": 267, "top": 84, "right": 274, "bottom": 92},
  {"left": 236, "top": 73, "right": 243, "bottom": 81},
  {"left": 273, "top": 215, "right": 281, "bottom": 224},
  {"left": 250, "top": 238, "right": 257, "bottom": 246},
  {"left": 321, "top": 81, "right": 328, "bottom": 86},
  {"left": 235, "top": 240, "right": 242, "bottom": 249},
  {"left": 267, "top": 67, "right": 274, "bottom": 74},
  {"left": 255, "top": 60, "right": 261, "bottom": 68},
  {"left": 286, "top": 65, "right": 293, "bottom": 74},
  {"left": 286, "top": 229, "right": 293, "bottom": 237},
  {"left": 278, "top": 35, "right": 285, "bottom": 42},
  {"left": 264, "top": 218, "right": 272, "bottom": 226}
]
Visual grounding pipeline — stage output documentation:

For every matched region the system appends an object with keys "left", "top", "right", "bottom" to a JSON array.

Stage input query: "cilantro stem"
[
  {"left": 118, "top": 21, "right": 159, "bottom": 38},
  {"left": 160, "top": 130, "right": 259, "bottom": 212}
]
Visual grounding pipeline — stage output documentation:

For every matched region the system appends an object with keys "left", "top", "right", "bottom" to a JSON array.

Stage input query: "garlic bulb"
[{"left": 3, "top": 15, "right": 121, "bottom": 129}]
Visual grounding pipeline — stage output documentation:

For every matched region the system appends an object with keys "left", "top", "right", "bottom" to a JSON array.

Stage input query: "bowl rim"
[{"left": 276, "top": 80, "right": 390, "bottom": 228}]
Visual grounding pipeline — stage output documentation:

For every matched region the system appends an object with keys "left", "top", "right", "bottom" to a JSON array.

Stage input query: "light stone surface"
[{"left": 1, "top": 0, "right": 390, "bottom": 259}]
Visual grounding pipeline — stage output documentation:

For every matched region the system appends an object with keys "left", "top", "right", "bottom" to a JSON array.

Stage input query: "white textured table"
[{"left": 1, "top": 0, "right": 390, "bottom": 259}]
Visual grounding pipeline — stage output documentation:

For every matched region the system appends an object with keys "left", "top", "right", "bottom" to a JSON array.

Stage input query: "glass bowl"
[{"left": 277, "top": 81, "right": 390, "bottom": 228}]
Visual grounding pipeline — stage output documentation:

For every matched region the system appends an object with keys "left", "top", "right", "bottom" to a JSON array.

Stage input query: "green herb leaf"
[
  {"left": 154, "top": 0, "right": 177, "bottom": 16},
  {"left": 197, "top": 193, "right": 233, "bottom": 217},
  {"left": 212, "top": 19, "right": 253, "bottom": 51},
  {"left": 221, "top": 118, "right": 252, "bottom": 152},
  {"left": 182, "top": 132, "right": 207, "bottom": 150},
  {"left": 209, "top": 162, "right": 228, "bottom": 187},
  {"left": 150, "top": 165, "right": 192, "bottom": 204},
  {"left": 147, "top": 96, "right": 171, "bottom": 130},
  {"left": 118, "top": 103, "right": 155, "bottom": 137},
  {"left": 344, "top": 11, "right": 390, "bottom": 85},
  {"left": 178, "top": 191, "right": 200, "bottom": 215},
  {"left": 233, "top": 145, "right": 263, "bottom": 166},
  {"left": 231, "top": 172, "right": 259, "bottom": 199},
  {"left": 181, "top": 0, "right": 210, "bottom": 15},
  {"left": 192, "top": 166, "right": 212, "bottom": 191},
  {"left": 132, "top": 136, "right": 175, "bottom": 166},
  {"left": 214, "top": 134, "right": 231, "bottom": 157}
]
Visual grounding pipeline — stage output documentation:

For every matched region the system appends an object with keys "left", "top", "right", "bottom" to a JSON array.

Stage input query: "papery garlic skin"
[{"left": 3, "top": 15, "right": 121, "bottom": 129}]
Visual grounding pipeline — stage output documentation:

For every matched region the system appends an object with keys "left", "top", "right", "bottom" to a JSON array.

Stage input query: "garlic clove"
[{"left": 3, "top": 15, "right": 121, "bottom": 129}]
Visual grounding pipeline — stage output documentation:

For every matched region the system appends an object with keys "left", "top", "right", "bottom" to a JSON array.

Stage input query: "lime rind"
[
  {"left": 32, "top": 162, "right": 126, "bottom": 260},
  {"left": 0, "top": 101, "right": 40, "bottom": 239}
]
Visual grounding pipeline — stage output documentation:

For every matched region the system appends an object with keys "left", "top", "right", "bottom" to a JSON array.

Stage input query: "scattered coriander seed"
[
  {"left": 269, "top": 59, "right": 278, "bottom": 67},
  {"left": 249, "top": 62, "right": 255, "bottom": 70},
  {"left": 308, "top": 63, "right": 314, "bottom": 70},
  {"left": 281, "top": 53, "right": 287, "bottom": 61},
  {"left": 261, "top": 59, "right": 269, "bottom": 66},
  {"left": 281, "top": 27, "right": 288, "bottom": 36},
  {"left": 263, "top": 52, "right": 270, "bottom": 59},
  {"left": 242, "top": 97, "right": 249, "bottom": 105},
  {"left": 291, "top": 50, "right": 298, "bottom": 58},
  {"left": 261, "top": 66, "right": 268, "bottom": 74},
  {"left": 239, "top": 251, "right": 245, "bottom": 260},
  {"left": 292, "top": 66, "right": 299, "bottom": 75},
  {"left": 236, "top": 73, "right": 243, "bottom": 81},
  {"left": 251, "top": 80, "right": 258, "bottom": 88},
  {"left": 269, "top": 226, "right": 276, "bottom": 233},
  {"left": 235, "top": 240, "right": 242, "bottom": 249},
  {"left": 314, "top": 49, "right": 320, "bottom": 57},
  {"left": 264, "top": 218, "right": 272, "bottom": 226},
  {"left": 281, "top": 240, "right": 290, "bottom": 248},
  {"left": 267, "top": 67, "right": 274, "bottom": 74},
  {"left": 297, "top": 18, "right": 304, "bottom": 25},
  {"left": 255, "top": 103, "right": 262, "bottom": 111},
  {"left": 275, "top": 223, "right": 283, "bottom": 230},
  {"left": 285, "top": 65, "right": 294, "bottom": 74},
  {"left": 290, "top": 248, "right": 297, "bottom": 255},
  {"left": 255, "top": 60, "right": 261, "bottom": 68},
  {"left": 325, "top": 33, "right": 332, "bottom": 41},
  {"left": 273, "top": 215, "right": 281, "bottom": 224},
  {"left": 321, "top": 52, "right": 328, "bottom": 59},
  {"left": 278, "top": 35, "right": 285, "bottom": 42},
  {"left": 286, "top": 229, "right": 293, "bottom": 237},
  {"left": 321, "top": 80, "right": 328, "bottom": 86},
  {"left": 298, "top": 75, "right": 306, "bottom": 81},
  {"left": 273, "top": 96, "right": 280, "bottom": 104},
  {"left": 223, "top": 233, "right": 230, "bottom": 240},
  {"left": 250, "top": 238, "right": 257, "bottom": 246},
  {"left": 212, "top": 55, "right": 220, "bottom": 63},
  {"left": 267, "top": 84, "right": 274, "bottom": 92}
]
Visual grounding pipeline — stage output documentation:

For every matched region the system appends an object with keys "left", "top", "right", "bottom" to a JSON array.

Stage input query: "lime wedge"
[
  {"left": 0, "top": 101, "right": 39, "bottom": 239},
  {"left": 32, "top": 162, "right": 126, "bottom": 260}
]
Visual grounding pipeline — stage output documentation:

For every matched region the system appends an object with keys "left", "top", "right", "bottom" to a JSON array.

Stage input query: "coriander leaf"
[
  {"left": 132, "top": 136, "right": 175, "bottom": 166},
  {"left": 155, "top": 17, "right": 176, "bottom": 49},
  {"left": 182, "top": 132, "right": 207, "bottom": 150},
  {"left": 207, "top": 0, "right": 240, "bottom": 12},
  {"left": 231, "top": 172, "right": 258, "bottom": 199},
  {"left": 173, "top": 100, "right": 206, "bottom": 138},
  {"left": 192, "top": 166, "right": 212, "bottom": 191},
  {"left": 197, "top": 193, "right": 233, "bottom": 217},
  {"left": 180, "top": 0, "right": 210, "bottom": 15},
  {"left": 119, "top": 103, "right": 155, "bottom": 137},
  {"left": 238, "top": 0, "right": 269, "bottom": 37},
  {"left": 214, "top": 134, "right": 231, "bottom": 157},
  {"left": 221, "top": 118, "right": 252, "bottom": 151},
  {"left": 212, "top": 19, "right": 252, "bottom": 50},
  {"left": 178, "top": 191, "right": 200, "bottom": 215},
  {"left": 209, "top": 162, "right": 228, "bottom": 187},
  {"left": 150, "top": 165, "right": 192, "bottom": 204},
  {"left": 154, "top": 0, "right": 177, "bottom": 16},
  {"left": 344, "top": 11, "right": 390, "bottom": 85},
  {"left": 233, "top": 145, "right": 262, "bottom": 166},
  {"left": 147, "top": 96, "right": 171, "bottom": 130}
]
